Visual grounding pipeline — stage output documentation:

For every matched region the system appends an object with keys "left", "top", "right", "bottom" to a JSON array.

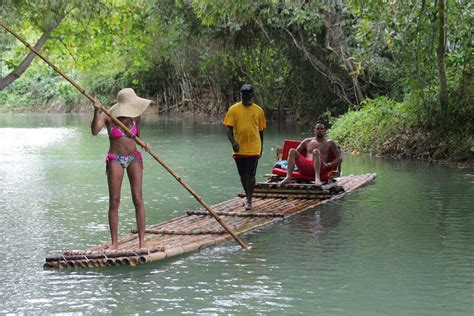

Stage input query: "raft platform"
[{"left": 44, "top": 173, "right": 377, "bottom": 269}]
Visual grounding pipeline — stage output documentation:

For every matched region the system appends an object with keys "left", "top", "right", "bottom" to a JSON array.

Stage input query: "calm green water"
[{"left": 0, "top": 113, "right": 473, "bottom": 315}]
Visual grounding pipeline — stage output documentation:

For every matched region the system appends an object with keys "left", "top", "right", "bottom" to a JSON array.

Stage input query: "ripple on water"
[{"left": 1, "top": 119, "right": 473, "bottom": 314}]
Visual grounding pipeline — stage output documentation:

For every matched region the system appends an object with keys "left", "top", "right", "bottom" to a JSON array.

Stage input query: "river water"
[{"left": 0, "top": 114, "right": 472, "bottom": 315}]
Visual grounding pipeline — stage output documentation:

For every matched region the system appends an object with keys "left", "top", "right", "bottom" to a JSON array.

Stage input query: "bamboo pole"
[
  {"left": 255, "top": 182, "right": 326, "bottom": 190},
  {"left": 253, "top": 188, "right": 330, "bottom": 195},
  {"left": 1, "top": 21, "right": 248, "bottom": 249},
  {"left": 238, "top": 193, "right": 329, "bottom": 199},
  {"left": 131, "top": 228, "right": 227, "bottom": 235},
  {"left": 48, "top": 245, "right": 165, "bottom": 262},
  {"left": 186, "top": 211, "right": 286, "bottom": 218}
]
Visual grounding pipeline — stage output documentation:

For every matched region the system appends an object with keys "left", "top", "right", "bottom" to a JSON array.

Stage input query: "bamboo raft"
[{"left": 44, "top": 173, "right": 376, "bottom": 269}]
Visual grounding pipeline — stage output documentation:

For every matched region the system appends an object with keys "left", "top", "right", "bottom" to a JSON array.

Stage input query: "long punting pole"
[{"left": 1, "top": 21, "right": 248, "bottom": 249}]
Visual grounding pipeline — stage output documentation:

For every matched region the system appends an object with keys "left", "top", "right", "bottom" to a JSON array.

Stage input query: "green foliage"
[
  {"left": 1, "top": 0, "right": 472, "bottom": 161},
  {"left": 329, "top": 95, "right": 473, "bottom": 162},
  {"left": 348, "top": 0, "right": 472, "bottom": 103},
  {"left": 190, "top": 0, "right": 258, "bottom": 30},
  {"left": 0, "top": 71, "right": 56, "bottom": 110},
  {"left": 329, "top": 97, "right": 410, "bottom": 154}
]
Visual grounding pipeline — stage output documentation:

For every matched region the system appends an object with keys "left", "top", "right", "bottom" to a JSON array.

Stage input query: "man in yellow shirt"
[{"left": 224, "top": 84, "right": 266, "bottom": 210}]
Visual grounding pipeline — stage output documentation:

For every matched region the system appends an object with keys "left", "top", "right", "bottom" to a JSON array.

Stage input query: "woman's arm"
[
  {"left": 135, "top": 116, "right": 151, "bottom": 152},
  {"left": 91, "top": 98, "right": 108, "bottom": 135},
  {"left": 134, "top": 116, "right": 142, "bottom": 138}
]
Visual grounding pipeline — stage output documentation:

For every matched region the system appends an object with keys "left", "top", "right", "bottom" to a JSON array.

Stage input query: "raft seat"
[{"left": 272, "top": 139, "right": 341, "bottom": 182}]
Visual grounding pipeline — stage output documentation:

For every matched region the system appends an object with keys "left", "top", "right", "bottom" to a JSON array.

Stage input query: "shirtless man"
[{"left": 279, "top": 122, "right": 342, "bottom": 187}]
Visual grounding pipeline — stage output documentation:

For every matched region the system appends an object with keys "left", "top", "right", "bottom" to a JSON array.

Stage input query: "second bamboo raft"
[{"left": 44, "top": 173, "right": 377, "bottom": 269}]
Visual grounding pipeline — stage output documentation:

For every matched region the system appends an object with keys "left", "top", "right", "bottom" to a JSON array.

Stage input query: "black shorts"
[{"left": 234, "top": 157, "right": 259, "bottom": 176}]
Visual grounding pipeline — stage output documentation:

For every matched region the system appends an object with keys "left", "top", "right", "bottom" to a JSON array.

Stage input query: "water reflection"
[{"left": 0, "top": 127, "right": 78, "bottom": 155}]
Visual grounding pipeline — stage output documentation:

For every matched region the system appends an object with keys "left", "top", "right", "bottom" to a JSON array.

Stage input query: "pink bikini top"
[{"left": 109, "top": 120, "right": 138, "bottom": 139}]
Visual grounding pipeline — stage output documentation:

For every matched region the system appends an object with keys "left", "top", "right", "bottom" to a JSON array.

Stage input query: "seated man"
[{"left": 279, "top": 122, "right": 342, "bottom": 187}]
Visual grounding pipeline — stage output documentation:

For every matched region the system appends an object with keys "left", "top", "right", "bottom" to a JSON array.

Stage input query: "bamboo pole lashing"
[
  {"left": 146, "top": 213, "right": 225, "bottom": 239},
  {"left": 50, "top": 203, "right": 316, "bottom": 269},
  {"left": 238, "top": 193, "right": 329, "bottom": 200},
  {"left": 236, "top": 202, "right": 318, "bottom": 236},
  {"left": 255, "top": 183, "right": 327, "bottom": 190},
  {"left": 231, "top": 201, "right": 314, "bottom": 234},
  {"left": 190, "top": 197, "right": 281, "bottom": 214},
  {"left": 214, "top": 198, "right": 286, "bottom": 218},
  {"left": 131, "top": 228, "right": 227, "bottom": 235},
  {"left": 43, "top": 174, "right": 378, "bottom": 269},
  {"left": 49, "top": 247, "right": 164, "bottom": 262},
  {"left": 186, "top": 210, "right": 286, "bottom": 218},
  {"left": 253, "top": 187, "right": 331, "bottom": 194},
  {"left": 66, "top": 177, "right": 376, "bottom": 266}
]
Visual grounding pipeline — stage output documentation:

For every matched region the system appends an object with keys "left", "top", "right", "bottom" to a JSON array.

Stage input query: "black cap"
[{"left": 240, "top": 84, "right": 254, "bottom": 93}]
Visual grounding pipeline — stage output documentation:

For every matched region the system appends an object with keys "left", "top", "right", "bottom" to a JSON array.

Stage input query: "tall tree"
[
  {"left": 0, "top": 17, "right": 64, "bottom": 90},
  {"left": 0, "top": 0, "right": 139, "bottom": 92},
  {"left": 324, "top": 3, "right": 365, "bottom": 107},
  {"left": 0, "top": 0, "right": 69, "bottom": 91}
]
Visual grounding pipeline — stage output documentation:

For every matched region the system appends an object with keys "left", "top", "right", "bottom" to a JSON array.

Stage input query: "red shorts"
[{"left": 295, "top": 152, "right": 332, "bottom": 180}]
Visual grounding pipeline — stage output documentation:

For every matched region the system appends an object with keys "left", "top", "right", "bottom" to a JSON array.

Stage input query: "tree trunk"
[
  {"left": 437, "top": 0, "right": 448, "bottom": 119},
  {"left": 0, "top": 19, "right": 62, "bottom": 91},
  {"left": 283, "top": 27, "right": 354, "bottom": 108},
  {"left": 324, "top": 4, "right": 365, "bottom": 109}
]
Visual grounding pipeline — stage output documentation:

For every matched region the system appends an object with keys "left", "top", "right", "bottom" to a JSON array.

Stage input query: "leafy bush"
[
  {"left": 329, "top": 97, "right": 412, "bottom": 154},
  {"left": 329, "top": 95, "right": 473, "bottom": 162}
]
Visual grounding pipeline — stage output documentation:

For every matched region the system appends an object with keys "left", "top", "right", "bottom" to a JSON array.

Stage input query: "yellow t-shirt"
[{"left": 223, "top": 102, "right": 266, "bottom": 156}]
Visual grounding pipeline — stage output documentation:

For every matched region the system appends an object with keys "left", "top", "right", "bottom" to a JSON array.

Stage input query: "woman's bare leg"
[
  {"left": 107, "top": 162, "right": 125, "bottom": 250},
  {"left": 127, "top": 159, "right": 146, "bottom": 249}
]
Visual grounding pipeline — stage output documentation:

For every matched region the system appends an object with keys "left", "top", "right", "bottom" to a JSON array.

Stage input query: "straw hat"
[{"left": 109, "top": 88, "right": 152, "bottom": 118}]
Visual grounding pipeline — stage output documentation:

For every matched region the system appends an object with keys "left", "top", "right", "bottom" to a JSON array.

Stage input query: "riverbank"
[
  {"left": 328, "top": 97, "right": 473, "bottom": 166},
  {"left": 0, "top": 96, "right": 223, "bottom": 117},
  {"left": 1, "top": 98, "right": 472, "bottom": 166}
]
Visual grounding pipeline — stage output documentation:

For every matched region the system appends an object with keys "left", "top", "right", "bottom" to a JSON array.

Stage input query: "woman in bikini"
[{"left": 91, "top": 88, "right": 151, "bottom": 250}]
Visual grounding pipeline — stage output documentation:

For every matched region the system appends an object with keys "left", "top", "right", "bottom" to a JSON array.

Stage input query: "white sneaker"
[{"left": 244, "top": 200, "right": 252, "bottom": 210}]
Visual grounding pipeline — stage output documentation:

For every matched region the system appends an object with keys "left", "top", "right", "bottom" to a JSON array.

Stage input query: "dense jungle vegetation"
[{"left": 0, "top": 0, "right": 472, "bottom": 162}]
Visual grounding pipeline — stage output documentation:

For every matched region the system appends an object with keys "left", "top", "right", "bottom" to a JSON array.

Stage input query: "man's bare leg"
[
  {"left": 312, "top": 148, "right": 322, "bottom": 186},
  {"left": 279, "top": 148, "right": 297, "bottom": 186}
]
